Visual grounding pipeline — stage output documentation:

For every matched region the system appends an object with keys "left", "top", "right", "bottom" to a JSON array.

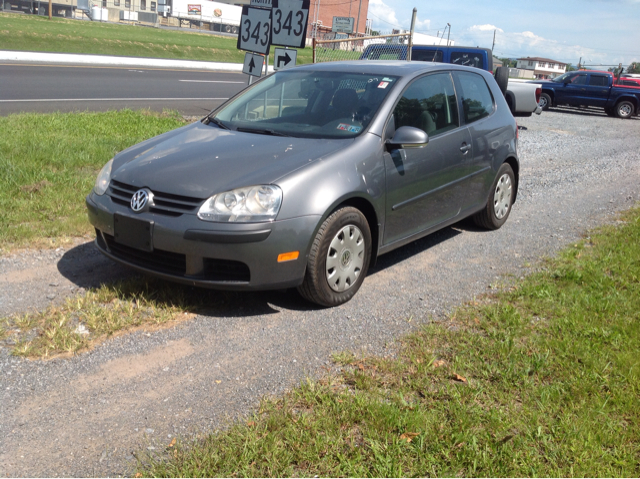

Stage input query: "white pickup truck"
[{"left": 505, "top": 78, "right": 543, "bottom": 117}]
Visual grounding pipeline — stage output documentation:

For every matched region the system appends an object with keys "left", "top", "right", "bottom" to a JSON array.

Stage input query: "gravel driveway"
[{"left": 1, "top": 108, "right": 639, "bottom": 477}]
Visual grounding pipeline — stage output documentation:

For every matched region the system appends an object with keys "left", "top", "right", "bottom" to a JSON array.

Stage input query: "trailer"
[{"left": 169, "top": 0, "right": 241, "bottom": 34}]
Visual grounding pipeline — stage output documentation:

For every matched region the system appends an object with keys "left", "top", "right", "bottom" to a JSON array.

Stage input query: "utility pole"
[
  {"left": 355, "top": 0, "right": 362, "bottom": 36},
  {"left": 492, "top": 29, "right": 496, "bottom": 51},
  {"left": 577, "top": 56, "right": 582, "bottom": 70},
  {"left": 407, "top": 8, "right": 416, "bottom": 61},
  {"left": 48, "top": 0, "right": 51, "bottom": 19},
  {"left": 446, "top": 23, "right": 451, "bottom": 46}
]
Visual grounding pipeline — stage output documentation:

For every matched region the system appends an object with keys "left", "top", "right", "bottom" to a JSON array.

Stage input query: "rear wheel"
[
  {"left": 473, "top": 163, "right": 515, "bottom": 230},
  {"left": 538, "top": 92, "right": 552, "bottom": 110},
  {"left": 615, "top": 100, "right": 634, "bottom": 119},
  {"left": 298, "top": 207, "right": 371, "bottom": 307}
]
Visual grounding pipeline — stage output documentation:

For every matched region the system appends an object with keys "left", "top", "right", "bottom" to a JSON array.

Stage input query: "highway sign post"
[
  {"left": 273, "top": 47, "right": 297, "bottom": 71},
  {"left": 271, "top": 0, "right": 309, "bottom": 49},
  {"left": 237, "top": 5, "right": 272, "bottom": 55},
  {"left": 243, "top": 52, "right": 265, "bottom": 77}
]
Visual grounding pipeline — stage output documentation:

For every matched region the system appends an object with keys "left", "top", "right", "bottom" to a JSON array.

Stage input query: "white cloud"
[
  {"left": 415, "top": 17, "right": 430, "bottom": 31},
  {"left": 368, "top": 0, "right": 400, "bottom": 30},
  {"left": 455, "top": 27, "right": 605, "bottom": 65},
  {"left": 469, "top": 24, "right": 503, "bottom": 33}
]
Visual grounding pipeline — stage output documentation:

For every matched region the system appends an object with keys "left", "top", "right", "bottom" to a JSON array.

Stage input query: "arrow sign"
[
  {"left": 273, "top": 47, "right": 297, "bottom": 71},
  {"left": 243, "top": 52, "right": 264, "bottom": 77},
  {"left": 277, "top": 52, "right": 291, "bottom": 68}
]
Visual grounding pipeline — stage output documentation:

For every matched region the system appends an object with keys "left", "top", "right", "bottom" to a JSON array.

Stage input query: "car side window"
[
  {"left": 451, "top": 52, "right": 483, "bottom": 69},
  {"left": 412, "top": 50, "right": 443, "bottom": 62},
  {"left": 571, "top": 75, "right": 587, "bottom": 85},
  {"left": 391, "top": 73, "right": 459, "bottom": 137},
  {"left": 589, "top": 75, "right": 609, "bottom": 86},
  {"left": 455, "top": 71, "right": 494, "bottom": 124}
]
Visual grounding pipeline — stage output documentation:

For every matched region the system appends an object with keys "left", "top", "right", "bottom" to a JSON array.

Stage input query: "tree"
[
  {"left": 565, "top": 63, "right": 577, "bottom": 72},
  {"left": 628, "top": 62, "right": 640, "bottom": 74},
  {"left": 497, "top": 57, "right": 517, "bottom": 68}
]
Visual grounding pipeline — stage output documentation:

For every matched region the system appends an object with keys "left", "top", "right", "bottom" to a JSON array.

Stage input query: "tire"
[
  {"left": 473, "top": 163, "right": 515, "bottom": 230},
  {"left": 538, "top": 92, "right": 552, "bottom": 110},
  {"left": 494, "top": 66, "right": 509, "bottom": 96},
  {"left": 231, "top": 26, "right": 238, "bottom": 34},
  {"left": 615, "top": 100, "right": 634, "bottom": 119},
  {"left": 298, "top": 207, "right": 372, "bottom": 307}
]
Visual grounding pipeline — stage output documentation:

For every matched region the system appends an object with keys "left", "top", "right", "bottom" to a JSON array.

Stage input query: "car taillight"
[{"left": 535, "top": 87, "right": 541, "bottom": 103}]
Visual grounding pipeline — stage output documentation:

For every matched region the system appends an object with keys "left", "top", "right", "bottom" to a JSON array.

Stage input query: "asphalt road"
[
  {"left": 0, "top": 63, "right": 249, "bottom": 116},
  {"left": 1, "top": 110, "right": 639, "bottom": 477}
]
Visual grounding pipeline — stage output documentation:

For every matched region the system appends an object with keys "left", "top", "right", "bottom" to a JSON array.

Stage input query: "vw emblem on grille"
[{"left": 130, "top": 189, "right": 152, "bottom": 212}]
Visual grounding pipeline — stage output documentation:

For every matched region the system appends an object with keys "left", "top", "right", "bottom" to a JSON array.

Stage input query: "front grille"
[
  {"left": 109, "top": 180, "right": 204, "bottom": 216},
  {"left": 203, "top": 258, "right": 251, "bottom": 282},
  {"left": 103, "top": 233, "right": 187, "bottom": 275},
  {"left": 97, "top": 231, "right": 251, "bottom": 283}
]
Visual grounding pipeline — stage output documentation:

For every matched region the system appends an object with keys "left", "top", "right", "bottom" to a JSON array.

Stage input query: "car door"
[
  {"left": 583, "top": 73, "right": 611, "bottom": 107},
  {"left": 383, "top": 71, "right": 471, "bottom": 245},
  {"left": 556, "top": 73, "right": 587, "bottom": 105}
]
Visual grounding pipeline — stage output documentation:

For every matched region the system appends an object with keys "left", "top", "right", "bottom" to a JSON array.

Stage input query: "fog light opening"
[{"left": 278, "top": 251, "right": 299, "bottom": 263}]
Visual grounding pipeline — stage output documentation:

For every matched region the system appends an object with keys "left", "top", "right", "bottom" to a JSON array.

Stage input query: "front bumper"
[{"left": 86, "top": 192, "right": 320, "bottom": 291}]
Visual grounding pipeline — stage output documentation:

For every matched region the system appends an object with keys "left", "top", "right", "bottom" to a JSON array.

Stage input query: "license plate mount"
[{"left": 113, "top": 214, "right": 154, "bottom": 252}]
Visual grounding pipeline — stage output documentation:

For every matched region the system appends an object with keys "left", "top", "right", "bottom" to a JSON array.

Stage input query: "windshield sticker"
[
  {"left": 378, "top": 81, "right": 389, "bottom": 89},
  {"left": 337, "top": 123, "right": 362, "bottom": 133},
  {"left": 382, "top": 77, "right": 394, "bottom": 82}
]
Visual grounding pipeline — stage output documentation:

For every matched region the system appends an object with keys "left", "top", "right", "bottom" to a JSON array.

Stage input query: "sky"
[{"left": 364, "top": 0, "right": 640, "bottom": 68}]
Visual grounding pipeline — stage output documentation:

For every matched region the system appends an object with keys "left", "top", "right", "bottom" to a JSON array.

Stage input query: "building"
[
  {"left": 516, "top": 57, "right": 567, "bottom": 79},
  {"left": 308, "top": 0, "right": 370, "bottom": 37}
]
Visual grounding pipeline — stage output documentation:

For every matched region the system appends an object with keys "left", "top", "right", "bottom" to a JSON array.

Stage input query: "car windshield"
[
  {"left": 212, "top": 70, "right": 399, "bottom": 139},
  {"left": 551, "top": 72, "right": 576, "bottom": 83}
]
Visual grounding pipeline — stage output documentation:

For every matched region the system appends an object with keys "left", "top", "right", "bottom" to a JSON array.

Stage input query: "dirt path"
[{"left": 1, "top": 110, "right": 639, "bottom": 477}]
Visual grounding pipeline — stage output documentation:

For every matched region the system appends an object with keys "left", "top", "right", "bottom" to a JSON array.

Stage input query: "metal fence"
[{"left": 313, "top": 32, "right": 412, "bottom": 63}]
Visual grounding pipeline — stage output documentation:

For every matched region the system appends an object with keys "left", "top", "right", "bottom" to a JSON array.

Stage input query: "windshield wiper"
[
  {"left": 236, "top": 127, "right": 291, "bottom": 137},
  {"left": 207, "top": 117, "right": 230, "bottom": 130}
]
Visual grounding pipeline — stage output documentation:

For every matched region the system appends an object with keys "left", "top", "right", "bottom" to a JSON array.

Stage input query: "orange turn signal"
[{"left": 277, "top": 251, "right": 299, "bottom": 263}]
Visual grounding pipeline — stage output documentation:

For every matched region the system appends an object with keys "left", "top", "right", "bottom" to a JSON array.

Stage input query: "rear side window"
[
  {"left": 392, "top": 73, "right": 459, "bottom": 136},
  {"left": 412, "top": 50, "right": 443, "bottom": 62},
  {"left": 451, "top": 52, "right": 484, "bottom": 69},
  {"left": 589, "top": 75, "right": 609, "bottom": 86},
  {"left": 571, "top": 75, "right": 587, "bottom": 85},
  {"left": 456, "top": 71, "right": 494, "bottom": 124}
]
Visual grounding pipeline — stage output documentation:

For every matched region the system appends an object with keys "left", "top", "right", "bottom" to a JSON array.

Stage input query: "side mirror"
[{"left": 386, "top": 126, "right": 429, "bottom": 150}]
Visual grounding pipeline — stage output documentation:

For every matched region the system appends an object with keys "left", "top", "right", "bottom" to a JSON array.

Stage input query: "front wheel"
[
  {"left": 473, "top": 163, "right": 515, "bottom": 230},
  {"left": 615, "top": 100, "right": 634, "bottom": 119},
  {"left": 298, "top": 207, "right": 372, "bottom": 307},
  {"left": 538, "top": 92, "right": 552, "bottom": 110}
]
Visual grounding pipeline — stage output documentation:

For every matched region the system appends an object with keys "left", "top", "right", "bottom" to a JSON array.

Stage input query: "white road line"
[
  {"left": 0, "top": 98, "right": 229, "bottom": 102},
  {"left": 179, "top": 80, "right": 245, "bottom": 84}
]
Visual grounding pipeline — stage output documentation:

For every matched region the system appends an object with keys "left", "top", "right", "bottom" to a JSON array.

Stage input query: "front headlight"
[
  {"left": 94, "top": 158, "right": 113, "bottom": 196},
  {"left": 197, "top": 185, "right": 283, "bottom": 222}
]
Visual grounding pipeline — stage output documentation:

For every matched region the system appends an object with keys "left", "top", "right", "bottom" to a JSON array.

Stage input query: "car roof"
[{"left": 290, "top": 60, "right": 486, "bottom": 78}]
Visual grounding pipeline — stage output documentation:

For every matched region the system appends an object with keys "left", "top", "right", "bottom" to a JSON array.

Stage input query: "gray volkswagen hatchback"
[{"left": 87, "top": 61, "right": 518, "bottom": 307}]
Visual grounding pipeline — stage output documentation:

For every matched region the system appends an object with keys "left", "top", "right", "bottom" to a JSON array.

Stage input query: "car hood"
[{"left": 111, "top": 122, "right": 351, "bottom": 198}]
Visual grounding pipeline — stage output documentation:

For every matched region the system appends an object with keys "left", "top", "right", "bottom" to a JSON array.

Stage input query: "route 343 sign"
[
  {"left": 237, "top": 5, "right": 272, "bottom": 55},
  {"left": 271, "top": 0, "right": 309, "bottom": 49}
]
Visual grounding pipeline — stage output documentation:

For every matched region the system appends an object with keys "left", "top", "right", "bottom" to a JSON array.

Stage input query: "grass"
[
  {"left": 138, "top": 207, "right": 640, "bottom": 477},
  {"left": 0, "top": 109, "right": 187, "bottom": 251},
  {"left": 1, "top": 276, "right": 227, "bottom": 358},
  {"left": 0, "top": 12, "right": 313, "bottom": 64}
]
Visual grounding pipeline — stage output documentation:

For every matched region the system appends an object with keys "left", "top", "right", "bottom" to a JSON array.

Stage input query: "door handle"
[{"left": 460, "top": 143, "right": 471, "bottom": 154}]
